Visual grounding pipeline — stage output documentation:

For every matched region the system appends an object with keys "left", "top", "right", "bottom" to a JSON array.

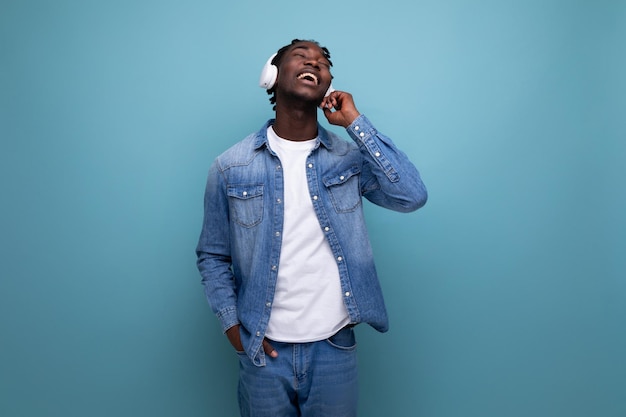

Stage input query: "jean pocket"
[{"left": 325, "top": 326, "right": 357, "bottom": 351}]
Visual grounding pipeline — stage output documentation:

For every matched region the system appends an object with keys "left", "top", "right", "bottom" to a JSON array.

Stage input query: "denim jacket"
[{"left": 196, "top": 115, "right": 427, "bottom": 366}]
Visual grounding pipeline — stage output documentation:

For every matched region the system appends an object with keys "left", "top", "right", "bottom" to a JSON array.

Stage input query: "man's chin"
[{"left": 282, "top": 89, "right": 325, "bottom": 107}]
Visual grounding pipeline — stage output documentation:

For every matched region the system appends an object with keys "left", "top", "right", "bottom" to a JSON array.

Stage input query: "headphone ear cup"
[{"left": 259, "top": 53, "right": 278, "bottom": 90}]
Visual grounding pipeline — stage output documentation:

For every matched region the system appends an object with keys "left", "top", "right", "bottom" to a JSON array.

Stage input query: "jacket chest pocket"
[
  {"left": 323, "top": 166, "right": 361, "bottom": 213},
  {"left": 227, "top": 184, "right": 264, "bottom": 227}
]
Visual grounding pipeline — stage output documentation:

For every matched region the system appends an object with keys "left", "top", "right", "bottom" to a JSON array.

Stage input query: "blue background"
[{"left": 1, "top": 1, "right": 624, "bottom": 416}]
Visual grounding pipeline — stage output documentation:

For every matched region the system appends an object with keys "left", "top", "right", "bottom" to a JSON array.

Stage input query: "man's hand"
[
  {"left": 320, "top": 90, "right": 361, "bottom": 128},
  {"left": 226, "top": 324, "right": 278, "bottom": 358},
  {"left": 225, "top": 324, "right": 244, "bottom": 351}
]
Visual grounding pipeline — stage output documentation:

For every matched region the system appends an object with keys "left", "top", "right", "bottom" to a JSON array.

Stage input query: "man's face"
[{"left": 275, "top": 42, "right": 333, "bottom": 104}]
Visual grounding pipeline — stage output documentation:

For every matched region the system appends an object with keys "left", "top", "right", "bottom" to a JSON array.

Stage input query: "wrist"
[
  {"left": 343, "top": 111, "right": 361, "bottom": 128},
  {"left": 226, "top": 324, "right": 244, "bottom": 351}
]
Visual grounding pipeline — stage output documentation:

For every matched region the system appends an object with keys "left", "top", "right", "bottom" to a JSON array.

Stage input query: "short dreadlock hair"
[{"left": 266, "top": 39, "right": 333, "bottom": 110}]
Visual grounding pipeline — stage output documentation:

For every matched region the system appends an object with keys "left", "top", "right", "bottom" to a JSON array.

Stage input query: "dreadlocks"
[{"left": 267, "top": 39, "right": 333, "bottom": 110}]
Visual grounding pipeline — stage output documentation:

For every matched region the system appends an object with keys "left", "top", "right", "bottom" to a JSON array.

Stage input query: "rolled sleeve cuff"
[{"left": 216, "top": 306, "right": 239, "bottom": 333}]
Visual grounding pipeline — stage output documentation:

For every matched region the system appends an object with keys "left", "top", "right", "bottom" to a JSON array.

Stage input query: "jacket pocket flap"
[
  {"left": 322, "top": 166, "right": 360, "bottom": 187},
  {"left": 227, "top": 184, "right": 264, "bottom": 199}
]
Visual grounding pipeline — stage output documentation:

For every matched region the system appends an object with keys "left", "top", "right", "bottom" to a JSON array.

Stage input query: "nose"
[{"left": 304, "top": 58, "right": 320, "bottom": 70}]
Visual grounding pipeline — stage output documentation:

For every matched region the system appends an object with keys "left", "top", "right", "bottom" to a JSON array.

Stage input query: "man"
[{"left": 196, "top": 39, "right": 427, "bottom": 416}]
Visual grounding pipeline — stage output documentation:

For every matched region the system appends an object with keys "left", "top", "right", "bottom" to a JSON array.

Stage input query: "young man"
[{"left": 196, "top": 39, "right": 427, "bottom": 416}]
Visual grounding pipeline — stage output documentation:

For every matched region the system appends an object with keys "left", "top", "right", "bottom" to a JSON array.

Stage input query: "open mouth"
[{"left": 297, "top": 72, "right": 319, "bottom": 85}]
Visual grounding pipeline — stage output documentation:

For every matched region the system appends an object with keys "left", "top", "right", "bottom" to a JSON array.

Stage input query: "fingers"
[
  {"left": 320, "top": 95, "right": 336, "bottom": 111},
  {"left": 321, "top": 91, "right": 344, "bottom": 126},
  {"left": 263, "top": 338, "right": 278, "bottom": 358},
  {"left": 320, "top": 89, "right": 344, "bottom": 110},
  {"left": 228, "top": 327, "right": 277, "bottom": 358},
  {"left": 230, "top": 329, "right": 278, "bottom": 358}
]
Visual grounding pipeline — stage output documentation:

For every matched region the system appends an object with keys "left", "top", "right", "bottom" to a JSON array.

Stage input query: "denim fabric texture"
[
  {"left": 238, "top": 326, "right": 359, "bottom": 417},
  {"left": 196, "top": 114, "right": 427, "bottom": 366}
]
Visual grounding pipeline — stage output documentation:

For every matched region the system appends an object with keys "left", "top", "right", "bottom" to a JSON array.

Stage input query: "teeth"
[{"left": 297, "top": 72, "right": 318, "bottom": 84}]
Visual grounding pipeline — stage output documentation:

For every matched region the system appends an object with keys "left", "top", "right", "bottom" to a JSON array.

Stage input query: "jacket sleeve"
[
  {"left": 346, "top": 114, "right": 428, "bottom": 212},
  {"left": 195, "top": 160, "right": 240, "bottom": 332}
]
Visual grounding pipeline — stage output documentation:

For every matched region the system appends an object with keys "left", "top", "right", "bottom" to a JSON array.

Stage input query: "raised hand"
[{"left": 320, "top": 90, "right": 361, "bottom": 128}]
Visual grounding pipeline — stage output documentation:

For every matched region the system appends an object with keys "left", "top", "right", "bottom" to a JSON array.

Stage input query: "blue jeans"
[{"left": 237, "top": 326, "right": 358, "bottom": 417}]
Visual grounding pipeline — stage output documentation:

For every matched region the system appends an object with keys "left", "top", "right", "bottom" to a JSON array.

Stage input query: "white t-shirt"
[{"left": 265, "top": 126, "right": 350, "bottom": 343}]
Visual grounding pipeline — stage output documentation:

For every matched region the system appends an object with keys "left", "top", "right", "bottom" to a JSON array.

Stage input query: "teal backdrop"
[{"left": 1, "top": 1, "right": 625, "bottom": 416}]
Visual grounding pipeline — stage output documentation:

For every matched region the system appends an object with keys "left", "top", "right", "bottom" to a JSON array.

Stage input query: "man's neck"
[{"left": 272, "top": 103, "right": 318, "bottom": 142}]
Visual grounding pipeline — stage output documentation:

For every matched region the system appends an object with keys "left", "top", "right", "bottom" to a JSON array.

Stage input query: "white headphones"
[
  {"left": 259, "top": 52, "right": 335, "bottom": 97},
  {"left": 259, "top": 53, "right": 279, "bottom": 90}
]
